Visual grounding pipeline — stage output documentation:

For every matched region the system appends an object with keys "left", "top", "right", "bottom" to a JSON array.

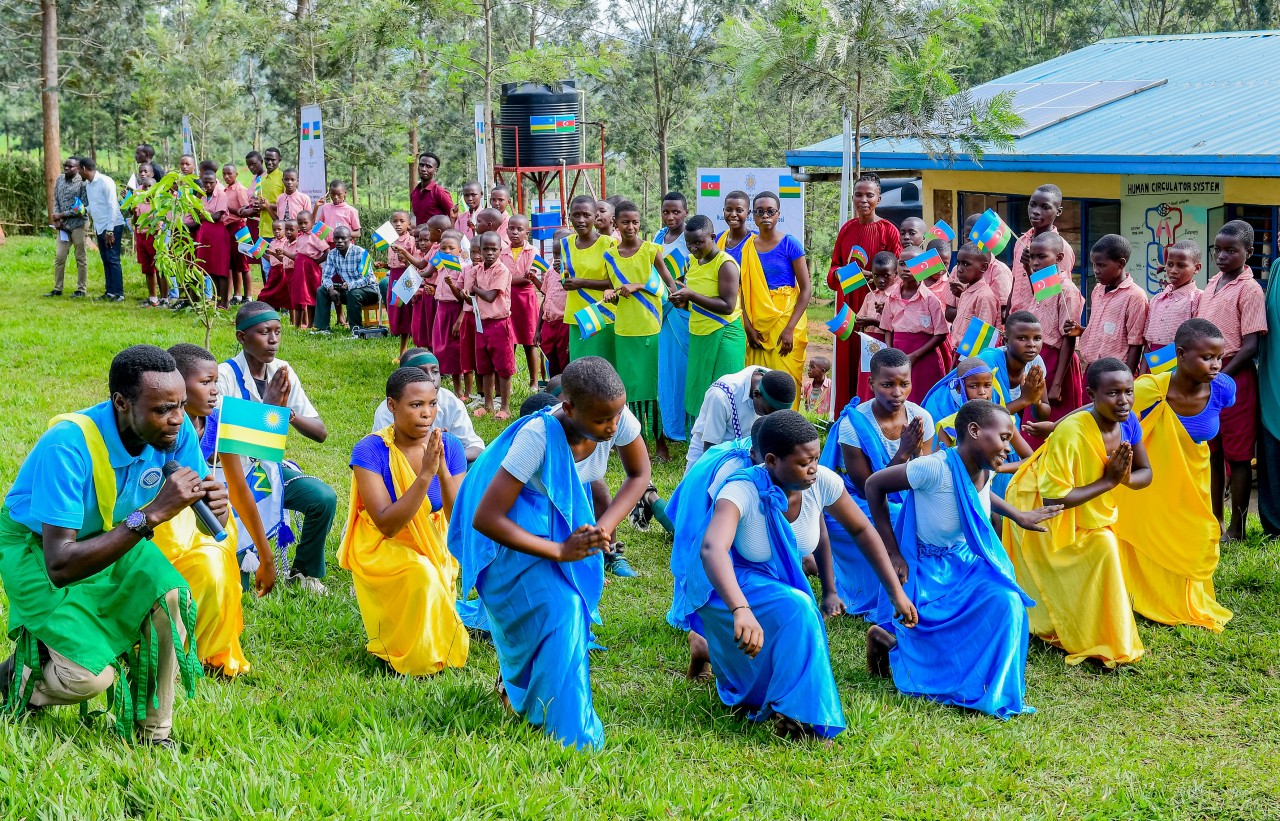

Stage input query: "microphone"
[{"left": 162, "top": 460, "right": 227, "bottom": 542}]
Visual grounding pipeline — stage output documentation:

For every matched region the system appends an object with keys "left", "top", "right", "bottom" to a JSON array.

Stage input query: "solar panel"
[{"left": 976, "top": 79, "right": 1168, "bottom": 137}]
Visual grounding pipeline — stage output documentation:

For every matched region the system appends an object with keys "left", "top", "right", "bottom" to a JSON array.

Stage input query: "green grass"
[{"left": 2, "top": 234, "right": 1280, "bottom": 819}]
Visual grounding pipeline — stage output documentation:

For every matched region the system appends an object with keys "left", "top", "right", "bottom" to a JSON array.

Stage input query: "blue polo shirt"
[{"left": 4, "top": 400, "right": 207, "bottom": 538}]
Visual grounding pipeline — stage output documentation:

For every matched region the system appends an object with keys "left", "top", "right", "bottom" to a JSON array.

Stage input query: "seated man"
[
  {"left": 0, "top": 345, "right": 229, "bottom": 746},
  {"left": 217, "top": 301, "right": 336, "bottom": 594},
  {"left": 313, "top": 225, "right": 379, "bottom": 334},
  {"left": 685, "top": 366, "right": 795, "bottom": 471},
  {"left": 371, "top": 349, "right": 485, "bottom": 463}
]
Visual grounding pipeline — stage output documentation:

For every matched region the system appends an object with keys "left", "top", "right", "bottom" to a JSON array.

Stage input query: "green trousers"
[
  {"left": 314, "top": 284, "right": 380, "bottom": 331},
  {"left": 281, "top": 466, "right": 337, "bottom": 578}
]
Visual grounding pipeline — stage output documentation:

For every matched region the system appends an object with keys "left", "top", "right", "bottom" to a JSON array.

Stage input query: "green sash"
[{"left": 0, "top": 413, "right": 199, "bottom": 735}]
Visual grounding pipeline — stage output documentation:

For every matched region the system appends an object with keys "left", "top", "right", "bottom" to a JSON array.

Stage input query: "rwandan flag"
[
  {"left": 837, "top": 262, "right": 866, "bottom": 295},
  {"left": 957, "top": 317, "right": 998, "bottom": 357},
  {"left": 72, "top": 197, "right": 87, "bottom": 216},
  {"left": 644, "top": 266, "right": 664, "bottom": 295},
  {"left": 930, "top": 220, "right": 956, "bottom": 244},
  {"left": 826, "top": 304, "right": 855, "bottom": 341},
  {"left": 1145, "top": 343, "right": 1177, "bottom": 374},
  {"left": 531, "top": 254, "right": 550, "bottom": 276},
  {"left": 215, "top": 396, "right": 289, "bottom": 462},
  {"left": 664, "top": 246, "right": 689, "bottom": 281},
  {"left": 1029, "top": 266, "right": 1064, "bottom": 302},
  {"left": 372, "top": 221, "right": 397, "bottom": 252},
  {"left": 778, "top": 175, "right": 802, "bottom": 199},
  {"left": 530, "top": 115, "right": 556, "bottom": 135},
  {"left": 576, "top": 304, "right": 606, "bottom": 338},
  {"left": 907, "top": 249, "right": 947, "bottom": 281},
  {"left": 235, "top": 226, "right": 253, "bottom": 245},
  {"left": 312, "top": 221, "right": 333, "bottom": 241},
  {"left": 699, "top": 175, "right": 720, "bottom": 197},
  {"left": 969, "top": 209, "right": 1013, "bottom": 254},
  {"left": 359, "top": 251, "right": 375, "bottom": 280},
  {"left": 432, "top": 252, "right": 463, "bottom": 274}
]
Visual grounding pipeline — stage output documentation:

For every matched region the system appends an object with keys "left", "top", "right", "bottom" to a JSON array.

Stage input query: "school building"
[{"left": 786, "top": 30, "right": 1280, "bottom": 297}]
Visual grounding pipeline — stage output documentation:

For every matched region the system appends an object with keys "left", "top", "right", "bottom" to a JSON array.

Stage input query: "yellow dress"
[
  {"left": 1113, "top": 373, "right": 1231, "bottom": 632},
  {"left": 1001, "top": 411, "right": 1145, "bottom": 666},
  {"left": 726, "top": 233, "right": 807, "bottom": 409},
  {"left": 337, "top": 426, "right": 469, "bottom": 676},
  {"left": 153, "top": 507, "right": 250, "bottom": 677}
]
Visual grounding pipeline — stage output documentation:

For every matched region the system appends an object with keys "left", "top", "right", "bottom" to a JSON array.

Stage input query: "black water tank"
[{"left": 499, "top": 82, "right": 581, "bottom": 167}]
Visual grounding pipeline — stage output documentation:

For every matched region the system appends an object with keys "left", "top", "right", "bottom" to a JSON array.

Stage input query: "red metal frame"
[{"left": 493, "top": 120, "right": 607, "bottom": 236}]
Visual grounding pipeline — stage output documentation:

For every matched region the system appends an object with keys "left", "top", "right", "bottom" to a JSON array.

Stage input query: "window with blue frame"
[{"left": 1225, "top": 204, "right": 1278, "bottom": 288}]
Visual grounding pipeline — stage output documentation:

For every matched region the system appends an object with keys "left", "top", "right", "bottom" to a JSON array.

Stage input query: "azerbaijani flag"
[
  {"left": 906, "top": 249, "right": 947, "bottom": 281},
  {"left": 1145, "top": 343, "right": 1177, "bottom": 374},
  {"left": 957, "top": 317, "right": 998, "bottom": 357},
  {"left": 432, "top": 251, "right": 463, "bottom": 274},
  {"left": 1029, "top": 266, "right": 1064, "bottom": 302},
  {"left": 72, "top": 197, "right": 87, "bottom": 216},
  {"left": 312, "top": 221, "right": 333, "bottom": 241},
  {"left": 372, "top": 221, "right": 396, "bottom": 252},
  {"left": 969, "top": 209, "right": 1013, "bottom": 254},
  {"left": 215, "top": 396, "right": 289, "bottom": 463},
  {"left": 930, "top": 220, "right": 956, "bottom": 244},
  {"left": 530, "top": 115, "right": 556, "bottom": 135},
  {"left": 302, "top": 123, "right": 311, "bottom": 140},
  {"left": 849, "top": 245, "right": 869, "bottom": 267},
  {"left": 664, "top": 246, "right": 689, "bottom": 280},
  {"left": 248, "top": 238, "right": 268, "bottom": 259},
  {"left": 699, "top": 175, "right": 720, "bottom": 197},
  {"left": 826, "top": 304, "right": 855, "bottom": 341},
  {"left": 235, "top": 226, "right": 253, "bottom": 245},
  {"left": 837, "top": 262, "right": 866, "bottom": 295},
  {"left": 556, "top": 116, "right": 576, "bottom": 134},
  {"left": 778, "top": 175, "right": 802, "bottom": 199},
  {"left": 531, "top": 254, "right": 550, "bottom": 276},
  {"left": 576, "top": 304, "right": 606, "bottom": 338}
]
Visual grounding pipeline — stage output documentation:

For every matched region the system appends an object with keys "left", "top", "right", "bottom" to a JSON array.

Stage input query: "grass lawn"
[{"left": 1, "top": 234, "right": 1279, "bottom": 819}]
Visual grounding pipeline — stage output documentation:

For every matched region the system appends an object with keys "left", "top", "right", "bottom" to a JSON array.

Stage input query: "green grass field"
[{"left": 1, "top": 234, "right": 1279, "bottom": 819}]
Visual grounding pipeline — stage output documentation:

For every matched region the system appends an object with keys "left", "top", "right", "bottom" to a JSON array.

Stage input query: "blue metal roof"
[{"left": 787, "top": 31, "right": 1280, "bottom": 177}]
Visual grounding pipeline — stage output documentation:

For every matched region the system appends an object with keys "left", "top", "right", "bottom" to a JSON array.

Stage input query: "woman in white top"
[
  {"left": 673, "top": 411, "right": 916, "bottom": 741},
  {"left": 864, "top": 400, "right": 1058, "bottom": 718},
  {"left": 447, "top": 357, "right": 650, "bottom": 750}
]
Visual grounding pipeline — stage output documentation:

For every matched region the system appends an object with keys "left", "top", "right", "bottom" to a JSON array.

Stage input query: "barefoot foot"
[
  {"left": 687, "top": 631, "right": 712, "bottom": 681},
  {"left": 866, "top": 625, "right": 895, "bottom": 679}
]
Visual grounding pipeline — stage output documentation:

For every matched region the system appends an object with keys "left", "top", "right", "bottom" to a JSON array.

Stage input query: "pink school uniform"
[
  {"left": 385, "top": 232, "right": 417, "bottom": 336},
  {"left": 1144, "top": 282, "right": 1201, "bottom": 351},
  {"left": 433, "top": 258, "right": 474, "bottom": 377},
  {"left": 315, "top": 201, "right": 361, "bottom": 238},
  {"left": 1196, "top": 267, "right": 1267, "bottom": 462},
  {"left": 502, "top": 245, "right": 541, "bottom": 347},
  {"left": 289, "top": 233, "right": 327, "bottom": 308},
  {"left": 411, "top": 242, "right": 440, "bottom": 349},
  {"left": 950, "top": 277, "right": 1001, "bottom": 349},
  {"left": 540, "top": 267, "right": 570, "bottom": 376},
  {"left": 1009, "top": 227, "right": 1076, "bottom": 313},
  {"left": 258, "top": 236, "right": 294, "bottom": 311},
  {"left": 222, "top": 182, "right": 250, "bottom": 276},
  {"left": 1077, "top": 276, "right": 1148, "bottom": 365},
  {"left": 881, "top": 284, "right": 948, "bottom": 403},
  {"left": 1021, "top": 276, "right": 1085, "bottom": 447},
  {"left": 274, "top": 191, "right": 312, "bottom": 222},
  {"left": 467, "top": 260, "right": 516, "bottom": 378}
]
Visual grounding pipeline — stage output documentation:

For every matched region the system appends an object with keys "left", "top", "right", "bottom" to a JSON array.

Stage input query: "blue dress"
[
  {"left": 447, "top": 410, "right": 605, "bottom": 749},
  {"left": 674, "top": 465, "right": 846, "bottom": 738},
  {"left": 818, "top": 399, "right": 903, "bottom": 617},
  {"left": 886, "top": 448, "right": 1035, "bottom": 719}
]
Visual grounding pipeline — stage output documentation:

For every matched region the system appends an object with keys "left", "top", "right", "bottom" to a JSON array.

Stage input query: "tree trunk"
[
  {"left": 351, "top": 165, "right": 358, "bottom": 207},
  {"left": 652, "top": 48, "right": 668, "bottom": 194},
  {"left": 40, "top": 0, "right": 60, "bottom": 221},
  {"left": 409, "top": 125, "right": 419, "bottom": 192},
  {"left": 482, "top": 0, "right": 496, "bottom": 188},
  {"left": 854, "top": 69, "right": 863, "bottom": 178}
]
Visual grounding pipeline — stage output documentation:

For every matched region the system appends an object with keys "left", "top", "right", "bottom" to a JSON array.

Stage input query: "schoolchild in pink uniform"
[
  {"left": 466, "top": 231, "right": 517, "bottom": 418},
  {"left": 1144, "top": 239, "right": 1202, "bottom": 355},
  {"left": 501, "top": 214, "right": 542, "bottom": 388},
  {"left": 1071, "top": 234, "right": 1147, "bottom": 374}
]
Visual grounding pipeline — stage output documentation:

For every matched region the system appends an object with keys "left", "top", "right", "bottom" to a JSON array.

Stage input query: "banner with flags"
[
  {"left": 694, "top": 167, "right": 805, "bottom": 240},
  {"left": 298, "top": 103, "right": 327, "bottom": 201},
  {"left": 957, "top": 317, "right": 998, "bottom": 358}
]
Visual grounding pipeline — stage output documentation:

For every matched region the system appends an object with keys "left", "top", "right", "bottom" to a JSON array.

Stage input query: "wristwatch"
[{"left": 124, "top": 509, "right": 155, "bottom": 540}]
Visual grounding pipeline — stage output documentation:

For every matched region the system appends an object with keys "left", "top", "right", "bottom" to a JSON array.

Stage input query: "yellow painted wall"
[{"left": 920, "top": 170, "right": 1278, "bottom": 222}]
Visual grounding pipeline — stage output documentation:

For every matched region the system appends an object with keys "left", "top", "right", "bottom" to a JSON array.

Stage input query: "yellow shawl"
[{"left": 722, "top": 233, "right": 807, "bottom": 408}]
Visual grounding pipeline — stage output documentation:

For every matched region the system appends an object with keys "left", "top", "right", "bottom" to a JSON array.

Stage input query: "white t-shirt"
[
  {"left": 217, "top": 352, "right": 318, "bottom": 419},
  {"left": 687, "top": 367, "right": 767, "bottom": 469},
  {"left": 716, "top": 466, "right": 843, "bottom": 561},
  {"left": 837, "top": 401, "right": 933, "bottom": 464},
  {"left": 370, "top": 385, "right": 485, "bottom": 454},
  {"left": 905, "top": 450, "right": 991, "bottom": 548},
  {"left": 502, "top": 406, "right": 642, "bottom": 494}
]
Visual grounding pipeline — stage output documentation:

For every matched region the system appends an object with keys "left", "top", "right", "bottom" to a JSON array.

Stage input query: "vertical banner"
[
  {"left": 181, "top": 115, "right": 194, "bottom": 158},
  {"left": 474, "top": 104, "right": 488, "bottom": 193},
  {"left": 299, "top": 104, "right": 327, "bottom": 201},
  {"left": 694, "top": 167, "right": 805, "bottom": 240}
]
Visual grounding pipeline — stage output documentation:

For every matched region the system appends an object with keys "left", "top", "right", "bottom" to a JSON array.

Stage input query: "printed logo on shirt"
[
  {"left": 140, "top": 467, "right": 164, "bottom": 489},
  {"left": 920, "top": 316, "right": 932, "bottom": 328},
  {"left": 1104, "top": 322, "right": 1117, "bottom": 335}
]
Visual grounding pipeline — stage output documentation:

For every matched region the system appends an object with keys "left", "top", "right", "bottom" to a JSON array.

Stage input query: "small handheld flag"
[
  {"left": 664, "top": 247, "right": 689, "bottom": 281},
  {"left": 1029, "top": 266, "right": 1064, "bottom": 303},
  {"left": 472, "top": 296, "right": 484, "bottom": 334},
  {"left": 215, "top": 396, "right": 290, "bottom": 463},
  {"left": 957, "top": 317, "right": 998, "bottom": 358},
  {"left": 1145, "top": 343, "right": 1177, "bottom": 374},
  {"left": 530, "top": 255, "right": 550, "bottom": 276},
  {"left": 969, "top": 209, "right": 1013, "bottom": 254},
  {"left": 431, "top": 252, "right": 463, "bottom": 275},
  {"left": 235, "top": 226, "right": 253, "bottom": 245},
  {"left": 312, "top": 221, "right": 333, "bottom": 242},
  {"left": 826, "top": 305, "right": 855, "bottom": 341},
  {"left": 643, "top": 266, "right": 664, "bottom": 296},
  {"left": 837, "top": 262, "right": 867, "bottom": 295},
  {"left": 359, "top": 251, "right": 374, "bottom": 280},
  {"left": 390, "top": 269, "right": 421, "bottom": 306},
  {"left": 252, "top": 175, "right": 263, "bottom": 198},
  {"left": 930, "top": 220, "right": 956, "bottom": 244},
  {"left": 859, "top": 332, "right": 887, "bottom": 371},
  {"left": 576, "top": 304, "right": 606, "bottom": 338},
  {"left": 249, "top": 238, "right": 268, "bottom": 259},
  {"left": 72, "top": 197, "right": 87, "bottom": 216},
  {"left": 906, "top": 249, "right": 947, "bottom": 282},
  {"left": 849, "top": 246, "right": 869, "bottom": 267},
  {"left": 372, "top": 221, "right": 397, "bottom": 252}
]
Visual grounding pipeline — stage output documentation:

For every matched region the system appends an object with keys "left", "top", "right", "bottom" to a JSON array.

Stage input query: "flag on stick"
[
  {"left": 969, "top": 209, "right": 1013, "bottom": 254},
  {"left": 576, "top": 304, "right": 606, "bottom": 338},
  {"left": 1145, "top": 343, "right": 1177, "bottom": 374},
  {"left": 906, "top": 249, "right": 947, "bottom": 282},
  {"left": 530, "top": 255, "right": 550, "bottom": 276},
  {"left": 235, "top": 226, "right": 253, "bottom": 245},
  {"left": 957, "top": 317, "right": 998, "bottom": 358},
  {"left": 431, "top": 252, "right": 463, "bottom": 274},
  {"left": 1030, "top": 266, "right": 1064, "bottom": 302},
  {"left": 859, "top": 332, "right": 887, "bottom": 371},
  {"left": 312, "top": 221, "right": 333, "bottom": 241},
  {"left": 215, "top": 396, "right": 289, "bottom": 463},
  {"left": 930, "top": 220, "right": 956, "bottom": 244},
  {"left": 837, "top": 263, "right": 866, "bottom": 295},
  {"left": 664, "top": 246, "right": 689, "bottom": 281},
  {"left": 827, "top": 305, "right": 855, "bottom": 341},
  {"left": 372, "top": 221, "right": 397, "bottom": 252}
]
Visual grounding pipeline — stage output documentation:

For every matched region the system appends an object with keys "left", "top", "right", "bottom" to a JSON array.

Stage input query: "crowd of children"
[{"left": 21, "top": 159, "right": 1274, "bottom": 753}]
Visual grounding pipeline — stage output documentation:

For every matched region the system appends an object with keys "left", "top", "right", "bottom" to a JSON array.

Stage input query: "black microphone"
[{"left": 162, "top": 460, "right": 227, "bottom": 542}]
